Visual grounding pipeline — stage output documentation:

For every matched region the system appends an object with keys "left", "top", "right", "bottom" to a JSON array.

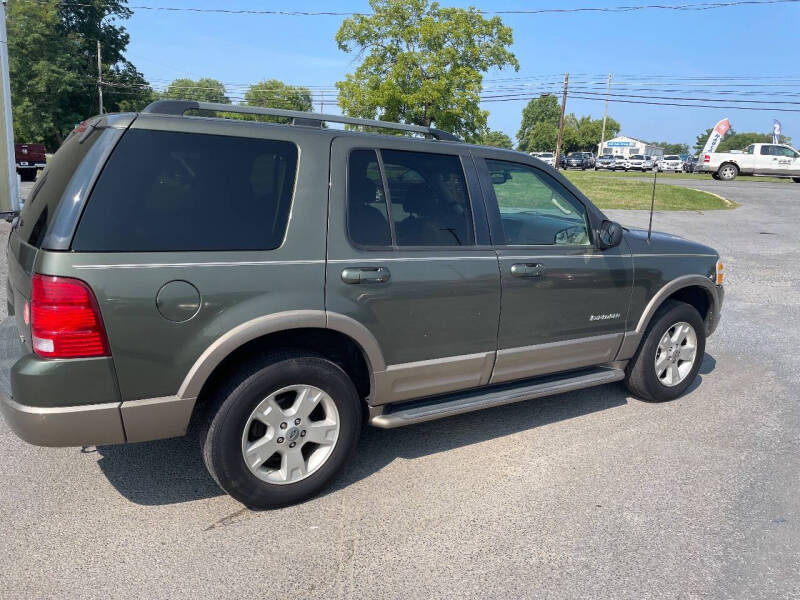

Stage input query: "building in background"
[{"left": 599, "top": 136, "right": 664, "bottom": 158}]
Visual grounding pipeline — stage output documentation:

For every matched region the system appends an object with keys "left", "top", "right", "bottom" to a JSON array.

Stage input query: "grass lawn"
[
  {"left": 578, "top": 169, "right": 793, "bottom": 184},
  {"left": 562, "top": 170, "right": 736, "bottom": 211}
]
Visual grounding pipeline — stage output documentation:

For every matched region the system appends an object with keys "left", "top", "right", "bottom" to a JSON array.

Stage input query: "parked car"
[
  {"left": 595, "top": 154, "right": 617, "bottom": 170},
  {"left": 613, "top": 155, "right": 629, "bottom": 171},
  {"left": 698, "top": 143, "right": 800, "bottom": 181},
  {"left": 14, "top": 143, "right": 47, "bottom": 182},
  {"left": 0, "top": 101, "right": 724, "bottom": 509},
  {"left": 559, "top": 153, "right": 566, "bottom": 169},
  {"left": 535, "top": 152, "right": 556, "bottom": 167},
  {"left": 683, "top": 156, "right": 698, "bottom": 173},
  {"left": 660, "top": 155, "right": 684, "bottom": 172},
  {"left": 583, "top": 152, "right": 596, "bottom": 168},
  {"left": 626, "top": 154, "right": 648, "bottom": 171},
  {"left": 643, "top": 155, "right": 655, "bottom": 171},
  {"left": 565, "top": 152, "right": 590, "bottom": 170}
]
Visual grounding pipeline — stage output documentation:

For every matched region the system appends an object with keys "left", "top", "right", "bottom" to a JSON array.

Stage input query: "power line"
[{"left": 45, "top": 0, "right": 800, "bottom": 16}]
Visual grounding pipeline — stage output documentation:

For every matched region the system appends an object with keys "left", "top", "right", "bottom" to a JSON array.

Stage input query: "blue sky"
[{"left": 123, "top": 0, "right": 800, "bottom": 147}]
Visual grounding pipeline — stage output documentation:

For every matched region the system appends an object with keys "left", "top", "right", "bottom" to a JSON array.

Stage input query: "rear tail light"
[
  {"left": 703, "top": 154, "right": 710, "bottom": 163},
  {"left": 31, "top": 274, "right": 110, "bottom": 358}
]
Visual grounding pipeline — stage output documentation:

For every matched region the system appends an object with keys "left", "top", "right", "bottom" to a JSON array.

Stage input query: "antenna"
[{"left": 647, "top": 166, "right": 657, "bottom": 242}]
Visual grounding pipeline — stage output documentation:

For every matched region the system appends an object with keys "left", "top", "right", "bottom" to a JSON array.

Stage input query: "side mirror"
[{"left": 596, "top": 220, "right": 623, "bottom": 250}]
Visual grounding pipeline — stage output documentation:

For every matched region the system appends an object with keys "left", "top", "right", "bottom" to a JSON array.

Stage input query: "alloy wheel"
[{"left": 654, "top": 321, "right": 698, "bottom": 387}]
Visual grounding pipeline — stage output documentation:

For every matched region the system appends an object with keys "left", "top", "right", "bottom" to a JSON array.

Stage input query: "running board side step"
[{"left": 369, "top": 367, "right": 625, "bottom": 428}]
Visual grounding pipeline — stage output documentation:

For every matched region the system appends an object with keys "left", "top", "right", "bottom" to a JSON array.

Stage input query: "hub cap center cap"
[{"left": 286, "top": 427, "right": 300, "bottom": 442}]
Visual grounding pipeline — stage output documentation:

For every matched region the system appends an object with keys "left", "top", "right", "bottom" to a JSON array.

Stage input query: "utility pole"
[
  {"left": 554, "top": 72, "right": 569, "bottom": 171},
  {"left": 598, "top": 72, "right": 612, "bottom": 157},
  {"left": 96, "top": 40, "right": 103, "bottom": 114},
  {"left": 319, "top": 90, "right": 324, "bottom": 112},
  {"left": 0, "top": 0, "right": 20, "bottom": 215}
]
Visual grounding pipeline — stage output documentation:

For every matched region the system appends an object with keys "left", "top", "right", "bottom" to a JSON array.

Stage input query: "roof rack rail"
[{"left": 140, "top": 100, "right": 461, "bottom": 142}]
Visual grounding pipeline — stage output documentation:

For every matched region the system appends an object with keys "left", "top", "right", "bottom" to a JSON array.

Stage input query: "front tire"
[
  {"left": 625, "top": 300, "right": 706, "bottom": 402},
  {"left": 201, "top": 354, "right": 362, "bottom": 509}
]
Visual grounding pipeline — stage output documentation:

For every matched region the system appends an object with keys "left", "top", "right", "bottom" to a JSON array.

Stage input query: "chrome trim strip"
[
  {"left": 74, "top": 259, "right": 325, "bottom": 270},
  {"left": 370, "top": 367, "right": 624, "bottom": 428}
]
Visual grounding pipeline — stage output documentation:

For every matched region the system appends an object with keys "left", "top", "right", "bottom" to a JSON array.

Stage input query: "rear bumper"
[{"left": 0, "top": 317, "right": 195, "bottom": 447}]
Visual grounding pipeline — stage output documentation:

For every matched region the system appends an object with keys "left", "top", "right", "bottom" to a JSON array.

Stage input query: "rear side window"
[
  {"left": 346, "top": 148, "right": 475, "bottom": 248},
  {"left": 17, "top": 129, "right": 103, "bottom": 248},
  {"left": 73, "top": 130, "right": 298, "bottom": 252}
]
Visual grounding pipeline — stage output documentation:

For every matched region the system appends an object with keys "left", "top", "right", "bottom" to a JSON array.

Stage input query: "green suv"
[{"left": 0, "top": 101, "right": 724, "bottom": 508}]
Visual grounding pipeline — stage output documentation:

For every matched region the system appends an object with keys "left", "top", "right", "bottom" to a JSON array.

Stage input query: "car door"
[
  {"left": 756, "top": 144, "right": 780, "bottom": 173},
  {"left": 475, "top": 154, "right": 633, "bottom": 385},
  {"left": 771, "top": 145, "right": 800, "bottom": 176},
  {"left": 327, "top": 137, "right": 501, "bottom": 405}
]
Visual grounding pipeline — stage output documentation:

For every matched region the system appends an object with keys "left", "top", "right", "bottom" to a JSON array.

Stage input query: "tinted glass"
[
  {"left": 347, "top": 149, "right": 391, "bottom": 247},
  {"left": 774, "top": 146, "right": 797, "bottom": 157},
  {"left": 74, "top": 130, "right": 298, "bottom": 252},
  {"left": 381, "top": 150, "right": 474, "bottom": 247},
  {"left": 17, "top": 128, "right": 103, "bottom": 247},
  {"left": 759, "top": 145, "right": 774, "bottom": 155},
  {"left": 665, "top": 155, "right": 680, "bottom": 160},
  {"left": 487, "top": 159, "right": 590, "bottom": 246}
]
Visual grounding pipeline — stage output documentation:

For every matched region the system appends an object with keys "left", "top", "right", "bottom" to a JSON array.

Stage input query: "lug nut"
[
  {"left": 289, "top": 442, "right": 296, "bottom": 448},
  {"left": 294, "top": 418, "right": 301, "bottom": 425},
  {"left": 300, "top": 430, "right": 306, "bottom": 437},
  {"left": 280, "top": 422, "right": 287, "bottom": 429},
  {"left": 277, "top": 437, "right": 284, "bottom": 444}
]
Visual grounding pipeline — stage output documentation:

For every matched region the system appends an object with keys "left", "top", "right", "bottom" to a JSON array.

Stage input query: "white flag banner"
[
  {"left": 773, "top": 120, "right": 781, "bottom": 144},
  {"left": 702, "top": 118, "right": 731, "bottom": 154}
]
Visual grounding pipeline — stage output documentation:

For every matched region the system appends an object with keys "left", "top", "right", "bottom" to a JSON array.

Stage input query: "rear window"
[{"left": 73, "top": 130, "right": 298, "bottom": 252}]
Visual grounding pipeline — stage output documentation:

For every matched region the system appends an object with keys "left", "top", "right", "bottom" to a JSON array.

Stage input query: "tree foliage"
[
  {"left": 516, "top": 95, "right": 619, "bottom": 153},
  {"left": 245, "top": 80, "right": 312, "bottom": 112},
  {"left": 650, "top": 141, "right": 690, "bottom": 155},
  {"left": 335, "top": 0, "right": 518, "bottom": 140},
  {"left": 717, "top": 131, "right": 792, "bottom": 152},
  {"left": 7, "top": 0, "right": 152, "bottom": 149},
  {"left": 478, "top": 130, "right": 513, "bottom": 149},
  {"left": 162, "top": 78, "right": 230, "bottom": 103}
]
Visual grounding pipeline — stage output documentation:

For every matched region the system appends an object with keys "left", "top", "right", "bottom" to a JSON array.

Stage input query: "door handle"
[
  {"left": 341, "top": 266, "right": 391, "bottom": 284},
  {"left": 511, "top": 263, "right": 544, "bottom": 278}
]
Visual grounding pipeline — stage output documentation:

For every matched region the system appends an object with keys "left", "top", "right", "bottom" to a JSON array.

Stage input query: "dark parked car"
[
  {"left": 14, "top": 143, "right": 47, "bottom": 181},
  {"left": 0, "top": 101, "right": 724, "bottom": 508},
  {"left": 565, "top": 152, "right": 590, "bottom": 170}
]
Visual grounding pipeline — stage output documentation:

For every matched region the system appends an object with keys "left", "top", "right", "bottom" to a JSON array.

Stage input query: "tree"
[
  {"left": 517, "top": 95, "right": 560, "bottom": 151},
  {"left": 7, "top": 0, "right": 152, "bottom": 149},
  {"left": 245, "top": 80, "right": 312, "bottom": 111},
  {"left": 335, "top": 0, "right": 518, "bottom": 141},
  {"left": 478, "top": 130, "right": 513, "bottom": 149},
  {"left": 651, "top": 141, "right": 689, "bottom": 155},
  {"left": 717, "top": 131, "right": 792, "bottom": 152},
  {"left": 694, "top": 126, "right": 734, "bottom": 153},
  {"left": 163, "top": 78, "right": 230, "bottom": 104},
  {"left": 517, "top": 96, "right": 620, "bottom": 154}
]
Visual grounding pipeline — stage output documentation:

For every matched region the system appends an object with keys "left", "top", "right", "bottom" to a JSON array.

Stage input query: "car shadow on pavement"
[{"left": 94, "top": 354, "right": 716, "bottom": 507}]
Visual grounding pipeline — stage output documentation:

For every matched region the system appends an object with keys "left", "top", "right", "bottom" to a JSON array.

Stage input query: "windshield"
[
  {"left": 539, "top": 153, "right": 553, "bottom": 158},
  {"left": 630, "top": 155, "right": 644, "bottom": 160},
  {"left": 600, "top": 155, "right": 613, "bottom": 159},
  {"left": 665, "top": 155, "right": 680, "bottom": 160},
  {"left": 567, "top": 153, "right": 581, "bottom": 157}
]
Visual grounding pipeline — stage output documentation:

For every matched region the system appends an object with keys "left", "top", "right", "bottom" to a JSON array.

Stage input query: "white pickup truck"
[{"left": 699, "top": 143, "right": 800, "bottom": 182}]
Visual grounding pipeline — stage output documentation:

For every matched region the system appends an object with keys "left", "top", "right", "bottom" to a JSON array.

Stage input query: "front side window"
[
  {"left": 774, "top": 146, "right": 798, "bottom": 158},
  {"left": 744, "top": 145, "right": 755, "bottom": 155},
  {"left": 486, "top": 159, "right": 591, "bottom": 246},
  {"left": 74, "top": 130, "right": 298, "bottom": 252}
]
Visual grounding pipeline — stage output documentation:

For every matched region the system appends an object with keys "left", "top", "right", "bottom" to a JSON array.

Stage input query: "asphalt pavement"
[{"left": 0, "top": 178, "right": 798, "bottom": 599}]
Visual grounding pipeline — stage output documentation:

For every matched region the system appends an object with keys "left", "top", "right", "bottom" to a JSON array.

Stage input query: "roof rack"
[{"left": 140, "top": 100, "right": 461, "bottom": 142}]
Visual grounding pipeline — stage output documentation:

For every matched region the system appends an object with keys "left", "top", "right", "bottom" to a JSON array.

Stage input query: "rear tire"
[
  {"left": 718, "top": 163, "right": 738, "bottom": 181},
  {"left": 625, "top": 300, "right": 706, "bottom": 402},
  {"left": 201, "top": 354, "right": 362, "bottom": 509},
  {"left": 792, "top": 177, "right": 800, "bottom": 183}
]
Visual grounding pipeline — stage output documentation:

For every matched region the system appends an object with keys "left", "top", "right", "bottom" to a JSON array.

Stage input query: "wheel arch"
[
  {"left": 178, "top": 310, "right": 385, "bottom": 403},
  {"left": 618, "top": 275, "right": 721, "bottom": 361}
]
